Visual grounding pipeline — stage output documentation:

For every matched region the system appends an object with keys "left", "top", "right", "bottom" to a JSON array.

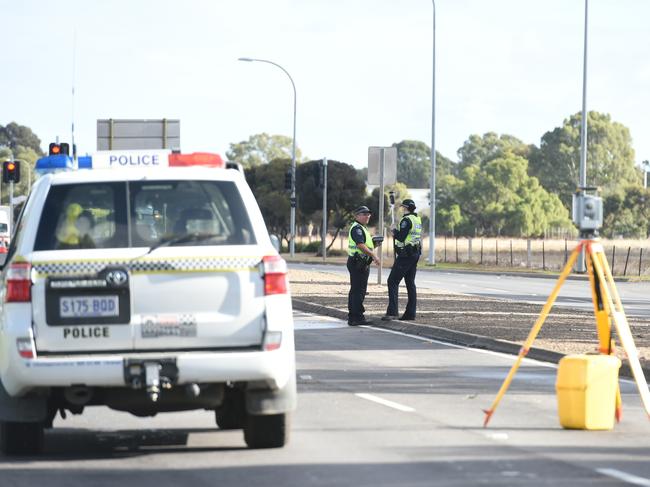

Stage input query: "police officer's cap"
[
  {"left": 354, "top": 205, "right": 372, "bottom": 215},
  {"left": 401, "top": 199, "right": 416, "bottom": 210}
]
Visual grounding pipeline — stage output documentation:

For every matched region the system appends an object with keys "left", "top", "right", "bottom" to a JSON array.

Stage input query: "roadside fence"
[{"left": 298, "top": 234, "right": 650, "bottom": 277}]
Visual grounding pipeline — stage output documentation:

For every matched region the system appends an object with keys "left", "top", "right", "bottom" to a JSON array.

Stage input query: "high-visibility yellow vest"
[
  {"left": 395, "top": 214, "right": 422, "bottom": 249},
  {"left": 56, "top": 203, "right": 83, "bottom": 245},
  {"left": 348, "top": 222, "right": 374, "bottom": 256}
]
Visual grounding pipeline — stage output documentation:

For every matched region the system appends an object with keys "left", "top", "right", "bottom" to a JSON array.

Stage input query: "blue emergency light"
[
  {"left": 77, "top": 156, "right": 92, "bottom": 169},
  {"left": 34, "top": 154, "right": 76, "bottom": 175}
]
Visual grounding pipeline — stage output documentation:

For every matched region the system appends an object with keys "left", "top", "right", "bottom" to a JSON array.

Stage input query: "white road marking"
[
  {"left": 500, "top": 471, "right": 520, "bottom": 477},
  {"left": 294, "top": 312, "right": 341, "bottom": 322},
  {"left": 355, "top": 393, "right": 415, "bottom": 412},
  {"left": 484, "top": 432, "right": 509, "bottom": 441},
  {"left": 597, "top": 468, "right": 650, "bottom": 486},
  {"left": 483, "top": 287, "right": 509, "bottom": 293},
  {"left": 293, "top": 312, "right": 347, "bottom": 330},
  {"left": 366, "top": 325, "right": 558, "bottom": 368}
]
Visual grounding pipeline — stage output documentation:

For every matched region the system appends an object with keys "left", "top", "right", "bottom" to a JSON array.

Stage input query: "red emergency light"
[{"left": 168, "top": 152, "right": 224, "bottom": 168}]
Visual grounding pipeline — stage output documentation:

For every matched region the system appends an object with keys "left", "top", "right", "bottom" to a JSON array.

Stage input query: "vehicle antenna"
[{"left": 71, "top": 30, "right": 77, "bottom": 162}]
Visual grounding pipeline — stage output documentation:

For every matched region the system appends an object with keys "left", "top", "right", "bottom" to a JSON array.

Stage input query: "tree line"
[
  {"left": 2, "top": 111, "right": 648, "bottom": 241},
  {"left": 229, "top": 111, "right": 649, "bottom": 241}
]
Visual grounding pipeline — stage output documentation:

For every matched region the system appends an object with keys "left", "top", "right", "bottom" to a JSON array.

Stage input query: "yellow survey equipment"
[
  {"left": 483, "top": 239, "right": 650, "bottom": 428},
  {"left": 556, "top": 354, "right": 621, "bottom": 430}
]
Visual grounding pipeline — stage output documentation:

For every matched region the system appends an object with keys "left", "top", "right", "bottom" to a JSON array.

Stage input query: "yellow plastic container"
[{"left": 555, "top": 354, "right": 621, "bottom": 430}]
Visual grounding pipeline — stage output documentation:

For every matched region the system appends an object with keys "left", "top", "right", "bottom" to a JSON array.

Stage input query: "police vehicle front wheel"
[
  {"left": 0, "top": 420, "right": 44, "bottom": 456},
  {"left": 243, "top": 413, "right": 289, "bottom": 449}
]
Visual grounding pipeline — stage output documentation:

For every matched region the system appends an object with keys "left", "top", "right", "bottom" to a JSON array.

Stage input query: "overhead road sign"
[{"left": 97, "top": 119, "right": 180, "bottom": 150}]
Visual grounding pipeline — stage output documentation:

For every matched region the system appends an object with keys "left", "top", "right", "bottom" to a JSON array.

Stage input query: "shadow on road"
[{"left": 0, "top": 427, "right": 247, "bottom": 461}]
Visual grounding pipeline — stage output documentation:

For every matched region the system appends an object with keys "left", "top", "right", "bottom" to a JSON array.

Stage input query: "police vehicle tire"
[
  {"left": 215, "top": 388, "right": 246, "bottom": 430},
  {"left": 243, "top": 413, "right": 289, "bottom": 449},
  {"left": 0, "top": 420, "right": 44, "bottom": 456}
]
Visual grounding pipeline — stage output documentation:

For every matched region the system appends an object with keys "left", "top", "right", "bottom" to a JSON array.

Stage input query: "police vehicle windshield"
[{"left": 34, "top": 180, "right": 256, "bottom": 250}]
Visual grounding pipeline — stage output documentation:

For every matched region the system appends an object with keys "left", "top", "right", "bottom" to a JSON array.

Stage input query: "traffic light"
[
  {"left": 2, "top": 160, "right": 20, "bottom": 184},
  {"left": 48, "top": 142, "right": 70, "bottom": 156},
  {"left": 313, "top": 163, "right": 323, "bottom": 189},
  {"left": 284, "top": 169, "right": 292, "bottom": 191}
]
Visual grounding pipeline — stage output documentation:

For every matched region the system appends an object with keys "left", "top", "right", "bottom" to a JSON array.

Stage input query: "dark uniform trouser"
[
  {"left": 347, "top": 257, "right": 370, "bottom": 322},
  {"left": 386, "top": 252, "right": 420, "bottom": 318}
]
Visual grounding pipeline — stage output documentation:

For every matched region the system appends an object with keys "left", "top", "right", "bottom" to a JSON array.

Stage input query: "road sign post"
[
  {"left": 378, "top": 149, "right": 385, "bottom": 283},
  {"left": 368, "top": 146, "right": 397, "bottom": 284},
  {"left": 9, "top": 182, "right": 13, "bottom": 238}
]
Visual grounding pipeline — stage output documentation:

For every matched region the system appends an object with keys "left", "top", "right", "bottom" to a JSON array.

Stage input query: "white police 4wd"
[{"left": 0, "top": 150, "right": 296, "bottom": 455}]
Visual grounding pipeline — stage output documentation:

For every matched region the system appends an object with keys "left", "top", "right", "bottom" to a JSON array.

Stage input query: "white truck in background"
[{"left": 0, "top": 206, "right": 10, "bottom": 250}]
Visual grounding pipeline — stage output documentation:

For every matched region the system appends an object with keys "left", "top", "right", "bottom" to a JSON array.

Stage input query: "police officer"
[
  {"left": 383, "top": 199, "right": 422, "bottom": 321},
  {"left": 347, "top": 205, "right": 380, "bottom": 326}
]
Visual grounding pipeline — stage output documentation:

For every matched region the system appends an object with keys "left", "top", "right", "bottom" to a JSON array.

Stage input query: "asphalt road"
[
  {"left": 292, "top": 263, "right": 650, "bottom": 318},
  {"left": 3, "top": 311, "right": 650, "bottom": 486}
]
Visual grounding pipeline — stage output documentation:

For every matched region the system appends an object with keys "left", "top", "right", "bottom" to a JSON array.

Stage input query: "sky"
[{"left": 2, "top": 0, "right": 650, "bottom": 170}]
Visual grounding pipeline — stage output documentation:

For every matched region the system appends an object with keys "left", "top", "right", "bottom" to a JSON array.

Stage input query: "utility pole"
[
  {"left": 321, "top": 158, "right": 328, "bottom": 261},
  {"left": 429, "top": 0, "right": 437, "bottom": 265}
]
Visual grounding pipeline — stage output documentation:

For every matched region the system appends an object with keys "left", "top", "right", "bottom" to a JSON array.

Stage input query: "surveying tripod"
[{"left": 483, "top": 234, "right": 650, "bottom": 427}]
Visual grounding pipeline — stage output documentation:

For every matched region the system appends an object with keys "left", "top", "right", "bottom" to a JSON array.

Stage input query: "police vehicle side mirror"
[
  {"left": 226, "top": 162, "right": 244, "bottom": 172},
  {"left": 270, "top": 234, "right": 281, "bottom": 252}
]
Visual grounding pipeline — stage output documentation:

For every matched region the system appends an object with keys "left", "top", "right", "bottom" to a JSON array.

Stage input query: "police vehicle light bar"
[{"left": 35, "top": 149, "right": 225, "bottom": 174}]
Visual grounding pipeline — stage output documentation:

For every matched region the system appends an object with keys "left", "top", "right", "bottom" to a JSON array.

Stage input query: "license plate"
[{"left": 59, "top": 295, "right": 119, "bottom": 318}]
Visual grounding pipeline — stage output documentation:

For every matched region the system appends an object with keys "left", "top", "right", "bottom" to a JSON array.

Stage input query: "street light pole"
[
  {"left": 428, "top": 0, "right": 437, "bottom": 265},
  {"left": 238, "top": 57, "right": 297, "bottom": 257},
  {"left": 577, "top": 0, "right": 589, "bottom": 272},
  {"left": 579, "top": 0, "right": 589, "bottom": 192}
]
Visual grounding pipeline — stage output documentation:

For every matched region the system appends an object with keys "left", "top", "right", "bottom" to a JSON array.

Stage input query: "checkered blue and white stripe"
[{"left": 32, "top": 256, "right": 261, "bottom": 277}]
